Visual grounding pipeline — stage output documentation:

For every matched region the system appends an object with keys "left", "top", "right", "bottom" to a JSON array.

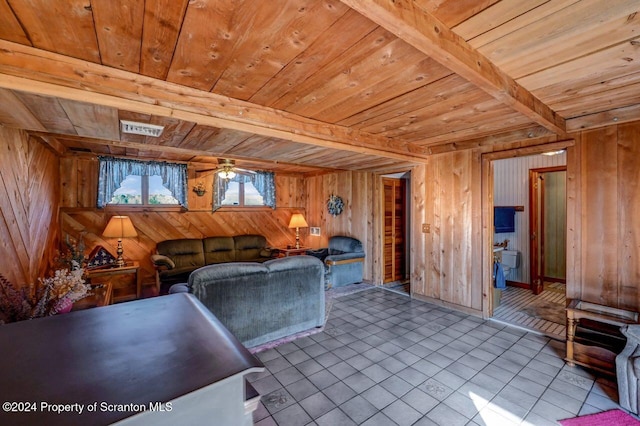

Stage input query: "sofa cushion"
[
  {"left": 157, "top": 239, "right": 205, "bottom": 270},
  {"left": 234, "top": 235, "right": 267, "bottom": 261},
  {"left": 203, "top": 237, "right": 236, "bottom": 264}
]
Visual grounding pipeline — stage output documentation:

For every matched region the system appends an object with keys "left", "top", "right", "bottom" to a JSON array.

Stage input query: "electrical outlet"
[{"left": 422, "top": 223, "right": 430, "bottom": 233}]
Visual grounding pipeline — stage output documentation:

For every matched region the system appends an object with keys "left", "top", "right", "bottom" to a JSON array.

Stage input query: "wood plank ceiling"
[{"left": 0, "top": 0, "right": 638, "bottom": 173}]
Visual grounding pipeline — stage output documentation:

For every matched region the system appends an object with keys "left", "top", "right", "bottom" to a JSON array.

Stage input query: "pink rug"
[{"left": 560, "top": 409, "right": 640, "bottom": 426}]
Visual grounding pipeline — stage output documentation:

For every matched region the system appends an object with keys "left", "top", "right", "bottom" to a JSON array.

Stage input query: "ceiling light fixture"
[
  {"left": 218, "top": 165, "right": 236, "bottom": 180},
  {"left": 541, "top": 149, "right": 566, "bottom": 156}
]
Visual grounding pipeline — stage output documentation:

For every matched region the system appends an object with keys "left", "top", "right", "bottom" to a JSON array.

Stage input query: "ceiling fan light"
[{"left": 218, "top": 167, "right": 236, "bottom": 179}]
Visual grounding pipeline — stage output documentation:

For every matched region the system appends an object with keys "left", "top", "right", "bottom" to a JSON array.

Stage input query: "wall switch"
[{"left": 422, "top": 223, "right": 430, "bottom": 233}]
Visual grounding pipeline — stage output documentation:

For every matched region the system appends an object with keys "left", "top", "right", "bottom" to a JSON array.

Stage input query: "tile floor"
[{"left": 248, "top": 288, "right": 625, "bottom": 426}]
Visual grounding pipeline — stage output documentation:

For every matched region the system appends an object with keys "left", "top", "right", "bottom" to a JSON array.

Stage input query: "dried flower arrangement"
[
  {"left": 56, "top": 234, "right": 88, "bottom": 270},
  {"left": 193, "top": 181, "right": 207, "bottom": 196},
  {"left": 0, "top": 261, "right": 91, "bottom": 324}
]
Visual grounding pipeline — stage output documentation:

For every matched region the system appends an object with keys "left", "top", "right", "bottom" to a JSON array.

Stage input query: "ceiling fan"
[{"left": 196, "top": 159, "right": 255, "bottom": 180}]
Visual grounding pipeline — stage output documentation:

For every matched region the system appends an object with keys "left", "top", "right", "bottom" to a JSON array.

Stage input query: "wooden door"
[{"left": 383, "top": 178, "right": 406, "bottom": 283}]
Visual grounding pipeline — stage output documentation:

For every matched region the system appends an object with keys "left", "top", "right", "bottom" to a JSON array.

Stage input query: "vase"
[{"left": 55, "top": 297, "right": 73, "bottom": 314}]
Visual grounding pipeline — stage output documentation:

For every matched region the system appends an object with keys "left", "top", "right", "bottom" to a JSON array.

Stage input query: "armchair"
[{"left": 308, "top": 236, "right": 365, "bottom": 288}]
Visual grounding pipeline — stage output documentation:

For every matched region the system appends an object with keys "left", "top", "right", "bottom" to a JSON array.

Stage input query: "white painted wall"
[{"left": 493, "top": 152, "right": 567, "bottom": 284}]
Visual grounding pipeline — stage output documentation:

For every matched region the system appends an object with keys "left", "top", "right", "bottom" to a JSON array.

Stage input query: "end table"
[
  {"left": 276, "top": 247, "right": 309, "bottom": 257},
  {"left": 86, "top": 261, "right": 140, "bottom": 303}
]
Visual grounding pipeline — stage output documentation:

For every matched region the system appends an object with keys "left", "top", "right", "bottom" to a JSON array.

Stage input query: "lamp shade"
[
  {"left": 288, "top": 213, "right": 308, "bottom": 229},
  {"left": 103, "top": 216, "right": 138, "bottom": 238}
]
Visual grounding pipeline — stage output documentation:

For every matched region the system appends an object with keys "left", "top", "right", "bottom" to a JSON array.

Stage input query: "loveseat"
[
  {"left": 307, "top": 236, "right": 365, "bottom": 288},
  {"left": 169, "top": 256, "right": 325, "bottom": 348},
  {"left": 151, "top": 235, "right": 274, "bottom": 294}
]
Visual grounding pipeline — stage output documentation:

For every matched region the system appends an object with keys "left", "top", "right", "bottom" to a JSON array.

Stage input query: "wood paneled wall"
[
  {"left": 410, "top": 120, "right": 640, "bottom": 316},
  {"left": 411, "top": 150, "right": 483, "bottom": 312},
  {"left": 60, "top": 156, "right": 308, "bottom": 286},
  {"left": 305, "top": 171, "right": 378, "bottom": 283},
  {"left": 0, "top": 127, "right": 59, "bottom": 286},
  {"left": 568, "top": 122, "right": 640, "bottom": 311}
]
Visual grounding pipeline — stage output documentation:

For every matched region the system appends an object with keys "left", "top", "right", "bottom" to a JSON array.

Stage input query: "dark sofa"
[
  {"left": 169, "top": 256, "right": 325, "bottom": 348},
  {"left": 151, "top": 235, "right": 274, "bottom": 293}
]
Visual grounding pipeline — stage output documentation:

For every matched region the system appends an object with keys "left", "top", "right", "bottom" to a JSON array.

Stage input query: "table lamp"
[
  {"left": 288, "top": 213, "right": 308, "bottom": 249},
  {"left": 103, "top": 215, "right": 138, "bottom": 267}
]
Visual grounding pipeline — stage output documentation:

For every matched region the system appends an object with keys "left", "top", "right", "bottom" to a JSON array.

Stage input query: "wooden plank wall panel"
[
  {"left": 565, "top": 136, "right": 582, "bottom": 302},
  {"left": 27, "top": 136, "right": 60, "bottom": 278},
  {"left": 0, "top": 127, "right": 59, "bottom": 286},
  {"left": 470, "top": 149, "right": 483, "bottom": 311},
  {"left": 411, "top": 164, "right": 427, "bottom": 296},
  {"left": 304, "top": 171, "right": 376, "bottom": 283},
  {"left": 426, "top": 156, "right": 441, "bottom": 300},
  {"left": 616, "top": 122, "right": 640, "bottom": 310},
  {"left": 566, "top": 121, "right": 640, "bottom": 311},
  {"left": 582, "top": 127, "right": 619, "bottom": 306},
  {"left": 415, "top": 150, "right": 479, "bottom": 310}
]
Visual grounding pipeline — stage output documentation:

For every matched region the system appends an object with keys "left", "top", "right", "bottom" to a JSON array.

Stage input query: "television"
[{"left": 494, "top": 207, "right": 515, "bottom": 233}]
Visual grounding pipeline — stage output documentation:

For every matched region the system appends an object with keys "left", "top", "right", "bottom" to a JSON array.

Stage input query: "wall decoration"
[
  {"left": 193, "top": 181, "right": 207, "bottom": 197},
  {"left": 327, "top": 194, "right": 344, "bottom": 217}
]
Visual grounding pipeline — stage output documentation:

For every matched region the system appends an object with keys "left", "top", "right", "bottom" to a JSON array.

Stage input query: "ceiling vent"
[{"left": 120, "top": 120, "right": 164, "bottom": 137}]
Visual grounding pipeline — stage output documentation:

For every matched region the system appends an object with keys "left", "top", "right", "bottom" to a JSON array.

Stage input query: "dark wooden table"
[{"left": 0, "top": 294, "right": 264, "bottom": 425}]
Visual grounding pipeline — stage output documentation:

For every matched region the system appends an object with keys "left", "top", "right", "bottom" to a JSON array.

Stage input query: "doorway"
[
  {"left": 484, "top": 148, "right": 569, "bottom": 340},
  {"left": 382, "top": 174, "right": 409, "bottom": 294},
  {"left": 529, "top": 167, "right": 567, "bottom": 295}
]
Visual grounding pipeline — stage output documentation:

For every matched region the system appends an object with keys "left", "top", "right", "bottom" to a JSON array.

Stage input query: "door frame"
[
  {"left": 379, "top": 172, "right": 411, "bottom": 288},
  {"left": 480, "top": 140, "right": 574, "bottom": 318},
  {"left": 529, "top": 166, "right": 566, "bottom": 295}
]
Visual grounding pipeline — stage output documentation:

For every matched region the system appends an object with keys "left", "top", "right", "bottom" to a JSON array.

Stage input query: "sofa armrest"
[
  {"left": 260, "top": 248, "right": 278, "bottom": 258},
  {"left": 325, "top": 252, "right": 364, "bottom": 265},
  {"left": 151, "top": 254, "right": 175, "bottom": 270}
]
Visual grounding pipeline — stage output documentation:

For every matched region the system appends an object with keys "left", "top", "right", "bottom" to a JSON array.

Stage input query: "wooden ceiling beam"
[
  {"left": 566, "top": 104, "right": 640, "bottom": 132},
  {"left": 340, "top": 0, "right": 567, "bottom": 136},
  {"left": 425, "top": 126, "right": 557, "bottom": 155},
  {"left": 30, "top": 132, "right": 336, "bottom": 173},
  {"left": 0, "top": 40, "right": 430, "bottom": 163}
]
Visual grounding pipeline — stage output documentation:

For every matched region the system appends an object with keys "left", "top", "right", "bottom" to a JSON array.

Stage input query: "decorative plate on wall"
[{"left": 327, "top": 194, "right": 344, "bottom": 217}]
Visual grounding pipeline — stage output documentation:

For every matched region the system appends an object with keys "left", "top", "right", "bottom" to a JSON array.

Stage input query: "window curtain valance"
[
  {"left": 213, "top": 171, "right": 276, "bottom": 211},
  {"left": 97, "top": 156, "right": 188, "bottom": 208}
]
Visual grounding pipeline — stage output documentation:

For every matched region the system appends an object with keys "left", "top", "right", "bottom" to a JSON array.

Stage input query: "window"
[
  {"left": 213, "top": 171, "right": 275, "bottom": 211},
  {"left": 220, "top": 180, "right": 264, "bottom": 206},
  {"left": 97, "top": 156, "right": 187, "bottom": 208},
  {"left": 110, "top": 175, "right": 180, "bottom": 205}
]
